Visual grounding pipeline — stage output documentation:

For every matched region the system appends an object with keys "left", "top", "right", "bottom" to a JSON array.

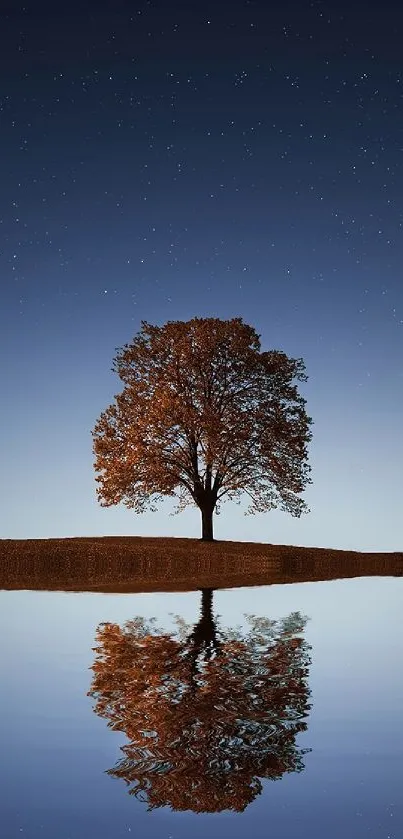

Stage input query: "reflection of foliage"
[{"left": 88, "top": 591, "right": 311, "bottom": 813}]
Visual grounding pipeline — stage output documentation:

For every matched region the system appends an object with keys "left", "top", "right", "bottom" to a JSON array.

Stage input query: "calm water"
[{"left": 1, "top": 576, "right": 402, "bottom": 838}]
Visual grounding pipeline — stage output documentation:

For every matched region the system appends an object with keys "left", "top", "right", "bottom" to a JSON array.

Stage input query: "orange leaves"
[{"left": 92, "top": 317, "right": 313, "bottom": 527}]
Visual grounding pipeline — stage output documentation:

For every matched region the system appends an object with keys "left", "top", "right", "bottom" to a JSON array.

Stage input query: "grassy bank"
[{"left": 0, "top": 536, "right": 402, "bottom": 593}]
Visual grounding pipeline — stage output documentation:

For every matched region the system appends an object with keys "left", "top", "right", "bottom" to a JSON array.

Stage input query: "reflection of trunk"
[
  {"left": 201, "top": 588, "right": 213, "bottom": 625},
  {"left": 191, "top": 588, "right": 219, "bottom": 658},
  {"left": 200, "top": 506, "right": 214, "bottom": 541},
  {"left": 186, "top": 589, "right": 221, "bottom": 691}
]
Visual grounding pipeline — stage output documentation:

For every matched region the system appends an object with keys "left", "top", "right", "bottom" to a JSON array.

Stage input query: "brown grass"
[{"left": 0, "top": 536, "right": 401, "bottom": 593}]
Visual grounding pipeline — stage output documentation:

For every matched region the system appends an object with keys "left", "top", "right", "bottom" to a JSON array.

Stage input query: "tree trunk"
[{"left": 200, "top": 505, "right": 214, "bottom": 541}]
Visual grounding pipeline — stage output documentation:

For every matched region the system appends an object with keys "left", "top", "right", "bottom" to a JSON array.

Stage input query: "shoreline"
[{"left": 1, "top": 536, "right": 402, "bottom": 593}]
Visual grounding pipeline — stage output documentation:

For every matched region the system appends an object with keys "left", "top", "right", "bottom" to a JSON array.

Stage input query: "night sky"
[{"left": 2, "top": 0, "right": 402, "bottom": 550}]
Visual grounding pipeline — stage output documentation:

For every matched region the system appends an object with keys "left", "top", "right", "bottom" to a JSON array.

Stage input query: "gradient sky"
[{"left": 1, "top": 0, "right": 402, "bottom": 550}]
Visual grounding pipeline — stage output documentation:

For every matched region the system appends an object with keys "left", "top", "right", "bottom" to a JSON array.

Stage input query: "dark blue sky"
[{"left": 1, "top": 0, "right": 402, "bottom": 549}]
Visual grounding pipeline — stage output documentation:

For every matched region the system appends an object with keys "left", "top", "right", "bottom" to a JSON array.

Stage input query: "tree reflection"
[{"left": 88, "top": 589, "right": 311, "bottom": 813}]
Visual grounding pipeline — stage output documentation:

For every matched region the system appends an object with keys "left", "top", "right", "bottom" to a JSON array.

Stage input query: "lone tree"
[{"left": 92, "top": 317, "right": 312, "bottom": 540}]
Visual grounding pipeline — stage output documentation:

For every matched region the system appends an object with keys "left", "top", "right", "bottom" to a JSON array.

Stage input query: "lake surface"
[{"left": 1, "top": 576, "right": 402, "bottom": 838}]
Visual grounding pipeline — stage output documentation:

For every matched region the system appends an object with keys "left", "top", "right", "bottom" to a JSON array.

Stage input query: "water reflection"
[{"left": 88, "top": 589, "right": 312, "bottom": 813}]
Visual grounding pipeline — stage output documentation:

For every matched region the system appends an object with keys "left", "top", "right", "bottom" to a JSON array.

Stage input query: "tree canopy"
[
  {"left": 92, "top": 317, "right": 312, "bottom": 539},
  {"left": 88, "top": 591, "right": 312, "bottom": 813}
]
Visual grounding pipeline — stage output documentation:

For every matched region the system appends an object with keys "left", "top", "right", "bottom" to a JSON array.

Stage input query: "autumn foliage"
[
  {"left": 92, "top": 317, "right": 312, "bottom": 539},
  {"left": 88, "top": 592, "right": 312, "bottom": 813}
]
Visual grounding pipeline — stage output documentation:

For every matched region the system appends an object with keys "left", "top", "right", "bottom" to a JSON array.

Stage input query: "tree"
[
  {"left": 88, "top": 593, "right": 311, "bottom": 813},
  {"left": 92, "top": 317, "right": 312, "bottom": 540}
]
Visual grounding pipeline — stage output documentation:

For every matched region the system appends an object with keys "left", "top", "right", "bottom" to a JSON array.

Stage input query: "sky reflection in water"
[{"left": 0, "top": 577, "right": 402, "bottom": 838}]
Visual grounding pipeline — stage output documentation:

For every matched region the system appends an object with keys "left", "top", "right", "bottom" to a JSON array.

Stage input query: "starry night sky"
[{"left": 1, "top": 0, "right": 402, "bottom": 550}]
